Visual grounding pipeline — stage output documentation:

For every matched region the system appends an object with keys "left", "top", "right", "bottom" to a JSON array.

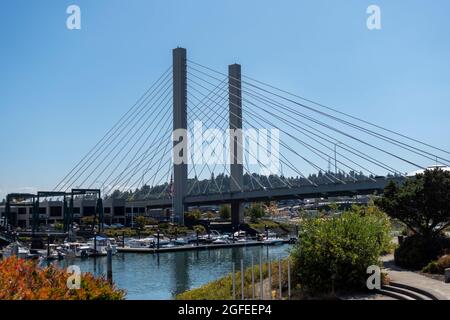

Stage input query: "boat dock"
[{"left": 117, "top": 239, "right": 291, "bottom": 254}]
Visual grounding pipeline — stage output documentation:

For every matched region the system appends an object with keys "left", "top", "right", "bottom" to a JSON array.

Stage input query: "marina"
[
  {"left": 0, "top": 229, "right": 293, "bottom": 299},
  {"left": 55, "top": 243, "right": 292, "bottom": 299}
]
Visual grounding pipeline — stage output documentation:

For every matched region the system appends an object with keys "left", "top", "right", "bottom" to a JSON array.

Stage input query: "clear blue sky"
[{"left": 1, "top": 0, "right": 450, "bottom": 199}]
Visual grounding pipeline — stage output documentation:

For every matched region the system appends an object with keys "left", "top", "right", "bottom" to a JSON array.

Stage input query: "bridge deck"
[{"left": 132, "top": 177, "right": 404, "bottom": 209}]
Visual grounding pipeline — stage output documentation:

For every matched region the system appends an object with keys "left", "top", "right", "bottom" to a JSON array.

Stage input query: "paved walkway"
[{"left": 382, "top": 254, "right": 450, "bottom": 300}]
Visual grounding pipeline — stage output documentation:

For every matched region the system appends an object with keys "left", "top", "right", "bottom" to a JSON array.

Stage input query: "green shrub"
[
  {"left": 422, "top": 261, "right": 440, "bottom": 274},
  {"left": 103, "top": 228, "right": 136, "bottom": 238},
  {"left": 219, "top": 205, "right": 231, "bottom": 220},
  {"left": 347, "top": 203, "right": 394, "bottom": 254},
  {"left": 249, "top": 219, "right": 280, "bottom": 231},
  {"left": 245, "top": 203, "right": 265, "bottom": 223},
  {"left": 193, "top": 225, "right": 206, "bottom": 234},
  {"left": 291, "top": 212, "right": 390, "bottom": 295},
  {"left": 394, "top": 235, "right": 450, "bottom": 270}
]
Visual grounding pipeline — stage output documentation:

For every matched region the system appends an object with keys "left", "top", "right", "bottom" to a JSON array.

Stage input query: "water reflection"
[{"left": 57, "top": 244, "right": 290, "bottom": 300}]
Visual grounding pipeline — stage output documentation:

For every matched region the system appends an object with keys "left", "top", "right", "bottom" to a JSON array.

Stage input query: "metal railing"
[{"left": 231, "top": 253, "right": 292, "bottom": 300}]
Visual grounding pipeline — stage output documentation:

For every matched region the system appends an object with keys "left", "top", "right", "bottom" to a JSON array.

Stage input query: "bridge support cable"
[
  {"left": 98, "top": 94, "right": 173, "bottom": 191},
  {"left": 188, "top": 59, "right": 450, "bottom": 158},
  {"left": 224, "top": 74, "right": 427, "bottom": 173},
  {"left": 156, "top": 159, "right": 175, "bottom": 199},
  {"left": 56, "top": 67, "right": 173, "bottom": 192},
  {"left": 188, "top": 97, "right": 227, "bottom": 192},
  {"left": 232, "top": 81, "right": 405, "bottom": 175},
  {"left": 243, "top": 104, "right": 359, "bottom": 183},
  {"left": 190, "top": 104, "right": 229, "bottom": 195},
  {"left": 88, "top": 91, "right": 174, "bottom": 191},
  {"left": 242, "top": 96, "right": 383, "bottom": 180},
  {"left": 190, "top": 87, "right": 306, "bottom": 190},
  {"left": 189, "top": 67, "right": 381, "bottom": 181},
  {"left": 75, "top": 78, "right": 174, "bottom": 190},
  {"left": 240, "top": 73, "right": 450, "bottom": 158},
  {"left": 189, "top": 83, "right": 238, "bottom": 195},
  {"left": 104, "top": 140, "right": 168, "bottom": 195},
  {"left": 238, "top": 84, "right": 449, "bottom": 167},
  {"left": 132, "top": 153, "right": 173, "bottom": 200},
  {"left": 139, "top": 154, "right": 173, "bottom": 199},
  {"left": 75, "top": 73, "right": 172, "bottom": 191},
  {"left": 187, "top": 71, "right": 293, "bottom": 187},
  {"left": 242, "top": 107, "right": 349, "bottom": 184},
  {"left": 244, "top": 91, "right": 403, "bottom": 176},
  {"left": 61, "top": 71, "right": 173, "bottom": 192},
  {"left": 120, "top": 121, "right": 173, "bottom": 193},
  {"left": 119, "top": 101, "right": 178, "bottom": 195},
  {"left": 188, "top": 60, "right": 449, "bottom": 170},
  {"left": 54, "top": 66, "right": 173, "bottom": 191},
  {"left": 185, "top": 74, "right": 230, "bottom": 195},
  {"left": 186, "top": 70, "right": 243, "bottom": 193},
  {"left": 187, "top": 80, "right": 293, "bottom": 190},
  {"left": 187, "top": 93, "right": 243, "bottom": 194},
  {"left": 102, "top": 122, "right": 172, "bottom": 195},
  {"left": 238, "top": 87, "right": 427, "bottom": 170},
  {"left": 188, "top": 96, "right": 292, "bottom": 191},
  {"left": 241, "top": 75, "right": 450, "bottom": 165},
  {"left": 125, "top": 138, "right": 173, "bottom": 195},
  {"left": 188, "top": 95, "right": 267, "bottom": 192},
  {"left": 150, "top": 137, "right": 174, "bottom": 190},
  {"left": 188, "top": 70, "right": 339, "bottom": 186},
  {"left": 103, "top": 115, "right": 174, "bottom": 196},
  {"left": 186, "top": 79, "right": 269, "bottom": 193}
]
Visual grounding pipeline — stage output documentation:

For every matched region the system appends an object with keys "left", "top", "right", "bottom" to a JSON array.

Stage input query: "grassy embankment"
[{"left": 176, "top": 258, "right": 293, "bottom": 300}]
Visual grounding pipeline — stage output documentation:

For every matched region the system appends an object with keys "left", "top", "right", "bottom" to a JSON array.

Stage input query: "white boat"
[
  {"left": 39, "top": 244, "right": 65, "bottom": 260},
  {"left": 212, "top": 237, "right": 230, "bottom": 244},
  {"left": 263, "top": 237, "right": 285, "bottom": 245},
  {"left": 88, "top": 236, "right": 117, "bottom": 256},
  {"left": 155, "top": 237, "right": 170, "bottom": 246},
  {"left": 18, "top": 246, "right": 30, "bottom": 259},
  {"left": 154, "top": 232, "right": 170, "bottom": 243},
  {"left": 2, "top": 242, "right": 29, "bottom": 259},
  {"left": 126, "top": 237, "right": 155, "bottom": 248},
  {"left": 233, "top": 231, "right": 246, "bottom": 238},
  {"left": 107, "top": 238, "right": 118, "bottom": 253},
  {"left": 173, "top": 238, "right": 188, "bottom": 245},
  {"left": 78, "top": 245, "right": 91, "bottom": 257},
  {"left": 60, "top": 242, "right": 90, "bottom": 258}
]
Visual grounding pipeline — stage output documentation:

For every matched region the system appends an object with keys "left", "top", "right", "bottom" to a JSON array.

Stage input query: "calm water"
[{"left": 56, "top": 244, "right": 291, "bottom": 300}]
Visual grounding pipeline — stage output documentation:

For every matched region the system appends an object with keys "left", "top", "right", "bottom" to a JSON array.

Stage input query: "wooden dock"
[{"left": 117, "top": 240, "right": 290, "bottom": 254}]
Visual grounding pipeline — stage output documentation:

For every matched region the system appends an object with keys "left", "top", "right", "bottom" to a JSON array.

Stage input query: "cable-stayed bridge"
[{"left": 3, "top": 48, "right": 449, "bottom": 230}]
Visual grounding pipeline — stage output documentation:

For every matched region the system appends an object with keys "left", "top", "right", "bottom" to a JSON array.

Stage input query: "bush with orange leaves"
[{"left": 0, "top": 256, "right": 125, "bottom": 300}]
